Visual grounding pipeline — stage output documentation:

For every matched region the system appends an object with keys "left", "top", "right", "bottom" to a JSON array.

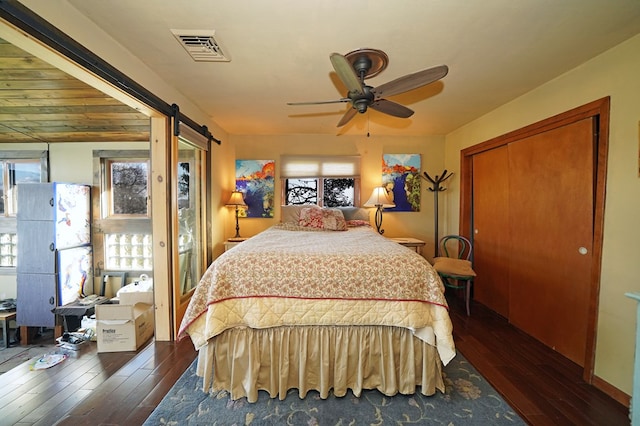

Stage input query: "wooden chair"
[{"left": 432, "top": 235, "right": 476, "bottom": 316}]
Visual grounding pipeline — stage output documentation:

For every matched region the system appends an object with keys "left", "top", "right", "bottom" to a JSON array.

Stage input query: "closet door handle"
[{"left": 578, "top": 247, "right": 588, "bottom": 255}]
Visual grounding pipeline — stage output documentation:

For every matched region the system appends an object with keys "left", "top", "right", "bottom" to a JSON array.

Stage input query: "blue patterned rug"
[{"left": 144, "top": 353, "right": 524, "bottom": 425}]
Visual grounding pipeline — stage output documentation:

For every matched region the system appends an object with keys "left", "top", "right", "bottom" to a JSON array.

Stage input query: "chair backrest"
[{"left": 438, "top": 235, "right": 472, "bottom": 261}]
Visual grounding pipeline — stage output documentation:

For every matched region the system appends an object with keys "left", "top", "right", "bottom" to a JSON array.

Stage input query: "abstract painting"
[
  {"left": 235, "top": 159, "right": 275, "bottom": 218},
  {"left": 382, "top": 154, "right": 421, "bottom": 212}
]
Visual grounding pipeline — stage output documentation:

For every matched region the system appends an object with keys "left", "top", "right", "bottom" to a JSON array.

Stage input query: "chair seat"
[
  {"left": 434, "top": 235, "right": 476, "bottom": 316},
  {"left": 432, "top": 257, "right": 476, "bottom": 277}
]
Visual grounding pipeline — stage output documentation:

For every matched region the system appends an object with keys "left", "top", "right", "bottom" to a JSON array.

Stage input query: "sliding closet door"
[
  {"left": 507, "top": 117, "right": 594, "bottom": 366},
  {"left": 472, "top": 146, "right": 511, "bottom": 317}
]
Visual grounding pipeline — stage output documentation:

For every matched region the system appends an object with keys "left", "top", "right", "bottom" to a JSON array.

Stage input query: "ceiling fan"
[{"left": 287, "top": 48, "right": 448, "bottom": 127}]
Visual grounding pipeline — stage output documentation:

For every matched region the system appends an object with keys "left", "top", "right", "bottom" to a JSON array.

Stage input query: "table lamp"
[
  {"left": 225, "top": 191, "right": 247, "bottom": 240},
  {"left": 364, "top": 186, "right": 395, "bottom": 234}
]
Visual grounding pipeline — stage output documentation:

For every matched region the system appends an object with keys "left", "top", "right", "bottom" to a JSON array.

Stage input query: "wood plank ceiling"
[{"left": 0, "top": 38, "right": 150, "bottom": 144}]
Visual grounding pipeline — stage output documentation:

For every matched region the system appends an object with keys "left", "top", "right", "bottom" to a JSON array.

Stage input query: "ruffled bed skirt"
[{"left": 196, "top": 325, "right": 445, "bottom": 403}]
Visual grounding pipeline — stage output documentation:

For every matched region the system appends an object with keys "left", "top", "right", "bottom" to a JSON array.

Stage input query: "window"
[
  {"left": 105, "top": 159, "right": 149, "bottom": 217},
  {"left": 285, "top": 178, "right": 355, "bottom": 206},
  {"left": 0, "top": 151, "right": 47, "bottom": 270},
  {"left": 0, "top": 152, "right": 47, "bottom": 217},
  {"left": 94, "top": 151, "right": 152, "bottom": 273},
  {"left": 281, "top": 156, "right": 360, "bottom": 207}
]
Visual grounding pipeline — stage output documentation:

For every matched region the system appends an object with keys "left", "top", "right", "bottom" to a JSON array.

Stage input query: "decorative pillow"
[
  {"left": 337, "top": 206, "right": 370, "bottom": 221},
  {"left": 346, "top": 219, "right": 371, "bottom": 227},
  {"left": 432, "top": 257, "right": 477, "bottom": 277},
  {"left": 299, "top": 207, "right": 347, "bottom": 231},
  {"left": 281, "top": 205, "right": 317, "bottom": 223}
]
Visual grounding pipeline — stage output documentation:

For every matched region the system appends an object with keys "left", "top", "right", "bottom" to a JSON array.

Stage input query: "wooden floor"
[
  {"left": 0, "top": 297, "right": 630, "bottom": 425},
  {"left": 0, "top": 334, "right": 196, "bottom": 426},
  {"left": 449, "top": 297, "right": 630, "bottom": 426}
]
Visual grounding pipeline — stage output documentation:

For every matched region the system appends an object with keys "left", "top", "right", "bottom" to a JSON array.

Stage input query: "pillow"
[
  {"left": 281, "top": 205, "right": 317, "bottom": 223},
  {"left": 346, "top": 219, "right": 371, "bottom": 227},
  {"left": 432, "top": 257, "right": 477, "bottom": 277},
  {"left": 337, "top": 206, "right": 370, "bottom": 221},
  {"left": 299, "top": 207, "right": 347, "bottom": 231}
]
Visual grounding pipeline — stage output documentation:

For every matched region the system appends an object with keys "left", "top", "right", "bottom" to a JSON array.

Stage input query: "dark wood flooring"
[
  {"left": 448, "top": 296, "right": 630, "bottom": 426},
  {"left": 0, "top": 333, "right": 196, "bottom": 426},
  {"left": 0, "top": 296, "right": 630, "bottom": 425}
]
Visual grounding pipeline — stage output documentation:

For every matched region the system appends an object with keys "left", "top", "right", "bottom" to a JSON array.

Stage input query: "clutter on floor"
[
  {"left": 56, "top": 329, "right": 94, "bottom": 351},
  {"left": 29, "top": 352, "right": 68, "bottom": 370}
]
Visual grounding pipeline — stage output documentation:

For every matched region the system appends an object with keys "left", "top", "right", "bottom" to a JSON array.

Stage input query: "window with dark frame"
[
  {"left": 281, "top": 156, "right": 360, "bottom": 208},
  {"left": 285, "top": 177, "right": 355, "bottom": 207}
]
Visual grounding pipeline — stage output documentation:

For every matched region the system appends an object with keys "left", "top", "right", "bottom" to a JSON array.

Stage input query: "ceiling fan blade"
[
  {"left": 287, "top": 98, "right": 350, "bottom": 106},
  {"left": 330, "top": 53, "right": 364, "bottom": 96},
  {"left": 369, "top": 99, "right": 414, "bottom": 118},
  {"left": 336, "top": 107, "right": 358, "bottom": 127},
  {"left": 373, "top": 65, "right": 448, "bottom": 99}
]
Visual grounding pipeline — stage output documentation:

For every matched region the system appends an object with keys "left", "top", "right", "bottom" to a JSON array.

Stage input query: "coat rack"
[{"left": 422, "top": 170, "right": 454, "bottom": 257}]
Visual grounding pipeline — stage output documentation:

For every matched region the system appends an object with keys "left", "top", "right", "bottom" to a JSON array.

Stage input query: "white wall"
[{"left": 444, "top": 33, "right": 640, "bottom": 396}]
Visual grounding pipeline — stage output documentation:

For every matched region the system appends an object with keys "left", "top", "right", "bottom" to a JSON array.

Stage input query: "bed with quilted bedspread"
[{"left": 179, "top": 215, "right": 456, "bottom": 402}]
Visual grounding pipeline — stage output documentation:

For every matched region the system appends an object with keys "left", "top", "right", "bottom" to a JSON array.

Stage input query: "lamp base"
[
  {"left": 233, "top": 207, "right": 242, "bottom": 239},
  {"left": 375, "top": 205, "right": 384, "bottom": 235}
]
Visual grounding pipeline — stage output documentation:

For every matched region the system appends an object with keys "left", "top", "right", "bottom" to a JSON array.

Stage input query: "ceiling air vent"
[{"left": 171, "top": 29, "right": 230, "bottom": 62}]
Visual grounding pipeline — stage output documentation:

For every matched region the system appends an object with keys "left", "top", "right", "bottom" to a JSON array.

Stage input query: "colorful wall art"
[
  {"left": 382, "top": 154, "right": 421, "bottom": 212},
  {"left": 235, "top": 159, "right": 275, "bottom": 218}
]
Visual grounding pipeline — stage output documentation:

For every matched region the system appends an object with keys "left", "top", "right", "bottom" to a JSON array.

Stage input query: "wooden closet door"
[
  {"left": 507, "top": 117, "right": 594, "bottom": 366},
  {"left": 472, "top": 146, "right": 511, "bottom": 317}
]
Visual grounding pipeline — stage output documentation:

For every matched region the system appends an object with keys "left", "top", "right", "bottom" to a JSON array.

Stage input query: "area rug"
[{"left": 144, "top": 353, "right": 525, "bottom": 425}]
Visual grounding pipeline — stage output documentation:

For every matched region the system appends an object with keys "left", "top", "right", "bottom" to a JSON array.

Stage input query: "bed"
[{"left": 178, "top": 206, "right": 456, "bottom": 402}]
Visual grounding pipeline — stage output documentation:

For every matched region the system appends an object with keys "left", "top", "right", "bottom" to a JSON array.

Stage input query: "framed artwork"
[
  {"left": 235, "top": 159, "right": 275, "bottom": 218},
  {"left": 382, "top": 154, "right": 421, "bottom": 212}
]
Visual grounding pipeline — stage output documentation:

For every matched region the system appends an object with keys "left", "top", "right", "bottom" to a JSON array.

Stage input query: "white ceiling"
[{"left": 63, "top": 0, "right": 640, "bottom": 137}]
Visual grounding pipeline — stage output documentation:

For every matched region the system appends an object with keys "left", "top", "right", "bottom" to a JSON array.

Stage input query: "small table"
[
  {"left": 0, "top": 311, "right": 16, "bottom": 348},
  {"left": 224, "top": 238, "right": 249, "bottom": 251},
  {"left": 52, "top": 297, "right": 110, "bottom": 332},
  {"left": 389, "top": 237, "right": 426, "bottom": 255}
]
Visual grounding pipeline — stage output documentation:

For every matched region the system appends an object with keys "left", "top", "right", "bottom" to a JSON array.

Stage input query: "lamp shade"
[
  {"left": 364, "top": 186, "right": 395, "bottom": 208},
  {"left": 225, "top": 190, "right": 246, "bottom": 207}
]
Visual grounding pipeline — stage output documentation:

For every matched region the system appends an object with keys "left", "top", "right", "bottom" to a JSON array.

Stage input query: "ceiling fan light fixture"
[{"left": 354, "top": 99, "right": 369, "bottom": 114}]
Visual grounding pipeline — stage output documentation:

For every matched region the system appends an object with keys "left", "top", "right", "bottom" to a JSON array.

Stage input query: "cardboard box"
[
  {"left": 117, "top": 291, "right": 153, "bottom": 306},
  {"left": 96, "top": 302, "right": 154, "bottom": 352}
]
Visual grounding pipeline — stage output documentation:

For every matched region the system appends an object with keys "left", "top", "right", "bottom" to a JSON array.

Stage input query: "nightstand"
[
  {"left": 224, "top": 238, "right": 248, "bottom": 251},
  {"left": 388, "top": 237, "right": 426, "bottom": 255}
]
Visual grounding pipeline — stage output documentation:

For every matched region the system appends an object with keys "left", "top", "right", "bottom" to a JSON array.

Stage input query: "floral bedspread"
[{"left": 179, "top": 224, "right": 456, "bottom": 364}]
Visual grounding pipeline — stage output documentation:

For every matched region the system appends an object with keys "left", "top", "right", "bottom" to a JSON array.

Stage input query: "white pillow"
[
  {"left": 281, "top": 205, "right": 318, "bottom": 223},
  {"left": 337, "top": 206, "right": 370, "bottom": 221}
]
